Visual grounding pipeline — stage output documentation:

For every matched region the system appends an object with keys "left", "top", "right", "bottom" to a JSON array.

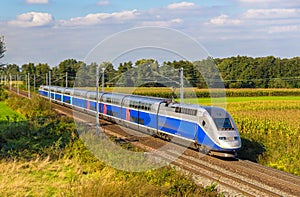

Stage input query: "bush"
[
  {"left": 0, "top": 85, "right": 8, "bottom": 101},
  {"left": 1, "top": 94, "right": 78, "bottom": 160}
]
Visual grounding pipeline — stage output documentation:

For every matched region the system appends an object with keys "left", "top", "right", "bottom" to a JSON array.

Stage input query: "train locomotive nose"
[{"left": 218, "top": 136, "right": 241, "bottom": 149}]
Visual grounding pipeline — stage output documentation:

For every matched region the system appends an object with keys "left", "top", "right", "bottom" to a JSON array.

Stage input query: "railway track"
[{"left": 9, "top": 88, "right": 300, "bottom": 197}]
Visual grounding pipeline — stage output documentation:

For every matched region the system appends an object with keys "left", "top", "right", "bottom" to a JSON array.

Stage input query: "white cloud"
[
  {"left": 96, "top": 0, "right": 110, "bottom": 6},
  {"left": 8, "top": 12, "right": 54, "bottom": 27},
  {"left": 167, "top": 1, "right": 195, "bottom": 9},
  {"left": 238, "top": 0, "right": 300, "bottom": 8},
  {"left": 244, "top": 9, "right": 300, "bottom": 19},
  {"left": 141, "top": 18, "right": 183, "bottom": 27},
  {"left": 240, "top": 0, "right": 278, "bottom": 3},
  {"left": 268, "top": 25, "right": 300, "bottom": 33},
  {"left": 25, "top": 0, "right": 49, "bottom": 4},
  {"left": 59, "top": 10, "right": 140, "bottom": 26},
  {"left": 209, "top": 14, "right": 241, "bottom": 25}
]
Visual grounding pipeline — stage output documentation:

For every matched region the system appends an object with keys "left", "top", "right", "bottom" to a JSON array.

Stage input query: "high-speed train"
[{"left": 38, "top": 85, "right": 241, "bottom": 157}]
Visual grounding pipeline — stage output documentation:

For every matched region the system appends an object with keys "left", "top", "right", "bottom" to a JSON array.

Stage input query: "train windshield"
[{"left": 213, "top": 118, "right": 234, "bottom": 130}]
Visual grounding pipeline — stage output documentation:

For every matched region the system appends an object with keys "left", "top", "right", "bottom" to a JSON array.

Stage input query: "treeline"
[
  {"left": 216, "top": 56, "right": 300, "bottom": 88},
  {"left": 0, "top": 56, "right": 299, "bottom": 88}
]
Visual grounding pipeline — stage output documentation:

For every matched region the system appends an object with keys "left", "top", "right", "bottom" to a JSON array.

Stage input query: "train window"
[
  {"left": 107, "top": 110, "right": 118, "bottom": 117},
  {"left": 139, "top": 118, "right": 144, "bottom": 125},
  {"left": 88, "top": 95, "right": 96, "bottom": 100},
  {"left": 147, "top": 103, "right": 151, "bottom": 110},
  {"left": 202, "top": 120, "right": 206, "bottom": 127},
  {"left": 128, "top": 99, "right": 153, "bottom": 110},
  {"left": 106, "top": 97, "right": 111, "bottom": 103},
  {"left": 129, "top": 101, "right": 138, "bottom": 109},
  {"left": 103, "top": 94, "right": 122, "bottom": 105},
  {"left": 175, "top": 107, "right": 181, "bottom": 113},
  {"left": 175, "top": 107, "right": 197, "bottom": 116},
  {"left": 213, "top": 118, "right": 234, "bottom": 130},
  {"left": 112, "top": 98, "right": 121, "bottom": 105},
  {"left": 135, "top": 101, "right": 139, "bottom": 108},
  {"left": 130, "top": 116, "right": 139, "bottom": 123}
]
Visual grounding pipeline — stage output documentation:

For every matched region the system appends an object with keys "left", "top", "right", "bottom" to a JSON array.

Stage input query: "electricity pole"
[
  {"left": 33, "top": 74, "right": 36, "bottom": 93},
  {"left": 66, "top": 72, "right": 68, "bottom": 87},
  {"left": 9, "top": 74, "right": 12, "bottom": 91},
  {"left": 101, "top": 67, "right": 105, "bottom": 92},
  {"left": 49, "top": 71, "right": 51, "bottom": 100},
  {"left": 95, "top": 66, "right": 100, "bottom": 136},
  {"left": 180, "top": 67, "right": 184, "bottom": 103},
  {"left": 28, "top": 73, "right": 30, "bottom": 99},
  {"left": 17, "top": 74, "right": 19, "bottom": 95}
]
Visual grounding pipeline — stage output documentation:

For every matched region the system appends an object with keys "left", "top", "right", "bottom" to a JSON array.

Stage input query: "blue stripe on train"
[
  {"left": 158, "top": 115, "right": 196, "bottom": 139},
  {"left": 100, "top": 104, "right": 121, "bottom": 119},
  {"left": 139, "top": 111, "right": 156, "bottom": 128},
  {"left": 89, "top": 100, "right": 97, "bottom": 111},
  {"left": 63, "top": 95, "right": 72, "bottom": 104},
  {"left": 158, "top": 115, "right": 226, "bottom": 151},
  {"left": 55, "top": 94, "right": 61, "bottom": 101},
  {"left": 38, "top": 90, "right": 48, "bottom": 97},
  {"left": 73, "top": 97, "right": 87, "bottom": 108}
]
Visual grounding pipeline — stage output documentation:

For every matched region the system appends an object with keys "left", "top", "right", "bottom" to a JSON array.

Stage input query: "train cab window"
[{"left": 213, "top": 118, "right": 234, "bottom": 130}]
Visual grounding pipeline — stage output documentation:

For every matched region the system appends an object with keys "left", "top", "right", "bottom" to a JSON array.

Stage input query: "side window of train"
[{"left": 202, "top": 120, "right": 206, "bottom": 127}]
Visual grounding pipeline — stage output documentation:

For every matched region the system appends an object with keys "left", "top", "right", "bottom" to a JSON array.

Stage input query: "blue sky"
[{"left": 1, "top": 0, "right": 300, "bottom": 66}]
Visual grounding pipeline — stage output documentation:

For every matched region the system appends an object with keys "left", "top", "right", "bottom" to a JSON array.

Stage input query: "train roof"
[{"left": 168, "top": 102, "right": 202, "bottom": 109}]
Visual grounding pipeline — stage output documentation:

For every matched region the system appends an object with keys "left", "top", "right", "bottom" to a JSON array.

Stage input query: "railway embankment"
[{"left": 0, "top": 88, "right": 221, "bottom": 196}]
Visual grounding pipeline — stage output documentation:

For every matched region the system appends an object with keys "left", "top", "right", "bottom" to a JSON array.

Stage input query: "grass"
[
  {"left": 0, "top": 155, "right": 220, "bottom": 197},
  {"left": 0, "top": 102, "right": 26, "bottom": 122},
  {"left": 184, "top": 96, "right": 300, "bottom": 105},
  {"left": 0, "top": 93, "right": 222, "bottom": 197}
]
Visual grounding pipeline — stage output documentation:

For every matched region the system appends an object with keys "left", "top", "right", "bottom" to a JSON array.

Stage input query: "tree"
[
  {"left": 0, "top": 36, "right": 6, "bottom": 67},
  {"left": 100, "top": 62, "right": 117, "bottom": 86},
  {"left": 117, "top": 61, "right": 133, "bottom": 75},
  {"left": 54, "top": 59, "right": 80, "bottom": 86},
  {"left": 35, "top": 63, "right": 50, "bottom": 86},
  {"left": 6, "top": 64, "right": 19, "bottom": 76}
]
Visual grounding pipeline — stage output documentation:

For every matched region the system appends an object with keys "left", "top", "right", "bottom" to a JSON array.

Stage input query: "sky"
[{"left": 1, "top": 0, "right": 300, "bottom": 66}]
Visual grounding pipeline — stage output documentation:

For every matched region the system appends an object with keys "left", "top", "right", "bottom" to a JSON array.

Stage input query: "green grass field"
[
  {"left": 0, "top": 102, "right": 25, "bottom": 122},
  {"left": 184, "top": 96, "right": 300, "bottom": 104}
]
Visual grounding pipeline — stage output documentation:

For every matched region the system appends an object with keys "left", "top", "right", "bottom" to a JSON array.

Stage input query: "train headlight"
[{"left": 219, "top": 136, "right": 239, "bottom": 141}]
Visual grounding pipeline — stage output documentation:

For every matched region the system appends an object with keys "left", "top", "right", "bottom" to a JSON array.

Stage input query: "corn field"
[{"left": 228, "top": 100, "right": 300, "bottom": 176}]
